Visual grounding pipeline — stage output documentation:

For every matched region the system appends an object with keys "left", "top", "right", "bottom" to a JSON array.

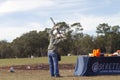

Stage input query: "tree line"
[{"left": 0, "top": 22, "right": 120, "bottom": 58}]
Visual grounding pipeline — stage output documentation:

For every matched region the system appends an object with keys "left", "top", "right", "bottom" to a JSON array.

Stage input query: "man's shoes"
[
  {"left": 54, "top": 75, "right": 60, "bottom": 77},
  {"left": 51, "top": 75, "right": 54, "bottom": 77},
  {"left": 50, "top": 74, "right": 61, "bottom": 77}
]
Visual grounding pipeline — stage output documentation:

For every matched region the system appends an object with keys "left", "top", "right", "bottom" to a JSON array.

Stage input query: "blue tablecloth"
[{"left": 74, "top": 56, "right": 120, "bottom": 76}]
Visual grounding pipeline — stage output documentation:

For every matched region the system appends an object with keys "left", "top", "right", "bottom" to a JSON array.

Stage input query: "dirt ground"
[{"left": 0, "top": 64, "right": 75, "bottom": 70}]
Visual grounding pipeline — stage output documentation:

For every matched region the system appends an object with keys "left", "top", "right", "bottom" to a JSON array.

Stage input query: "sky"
[{"left": 0, "top": 0, "right": 120, "bottom": 42}]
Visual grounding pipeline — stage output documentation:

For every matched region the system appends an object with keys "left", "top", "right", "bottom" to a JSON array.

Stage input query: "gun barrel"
[
  {"left": 50, "top": 17, "right": 55, "bottom": 25},
  {"left": 50, "top": 17, "right": 61, "bottom": 34}
]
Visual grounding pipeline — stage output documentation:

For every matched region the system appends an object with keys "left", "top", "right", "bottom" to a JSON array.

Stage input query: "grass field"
[
  {"left": 0, "top": 56, "right": 120, "bottom": 80},
  {"left": 1, "top": 70, "right": 120, "bottom": 80},
  {"left": 0, "top": 56, "right": 77, "bottom": 67}
]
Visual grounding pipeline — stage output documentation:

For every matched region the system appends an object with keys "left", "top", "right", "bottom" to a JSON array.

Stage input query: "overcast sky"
[{"left": 0, "top": 0, "right": 120, "bottom": 42}]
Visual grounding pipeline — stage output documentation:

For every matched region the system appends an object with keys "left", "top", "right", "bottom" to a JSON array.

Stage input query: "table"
[{"left": 74, "top": 56, "right": 120, "bottom": 76}]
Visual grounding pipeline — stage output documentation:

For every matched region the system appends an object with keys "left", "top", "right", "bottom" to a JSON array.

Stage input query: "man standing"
[{"left": 47, "top": 25, "right": 66, "bottom": 77}]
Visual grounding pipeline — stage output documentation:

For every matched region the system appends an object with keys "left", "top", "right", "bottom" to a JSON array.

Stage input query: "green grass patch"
[
  {"left": 0, "top": 56, "right": 77, "bottom": 67},
  {"left": 60, "top": 56, "right": 77, "bottom": 64}
]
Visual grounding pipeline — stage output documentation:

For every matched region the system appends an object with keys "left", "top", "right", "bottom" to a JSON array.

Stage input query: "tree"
[
  {"left": 0, "top": 40, "right": 14, "bottom": 58},
  {"left": 38, "top": 30, "right": 49, "bottom": 57},
  {"left": 111, "top": 25, "right": 120, "bottom": 33},
  {"left": 96, "top": 23, "right": 120, "bottom": 53},
  {"left": 78, "top": 34, "right": 94, "bottom": 55},
  {"left": 68, "top": 22, "right": 83, "bottom": 55},
  {"left": 96, "top": 23, "right": 111, "bottom": 35},
  {"left": 94, "top": 35, "right": 106, "bottom": 53}
]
